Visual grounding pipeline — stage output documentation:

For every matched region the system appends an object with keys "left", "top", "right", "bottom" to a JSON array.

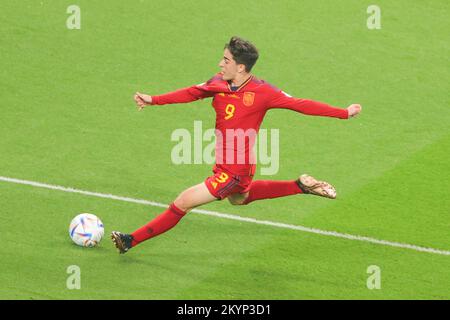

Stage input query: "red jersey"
[{"left": 151, "top": 74, "right": 349, "bottom": 176}]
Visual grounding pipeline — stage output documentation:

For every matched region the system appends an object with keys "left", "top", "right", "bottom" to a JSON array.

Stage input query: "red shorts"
[{"left": 204, "top": 165, "right": 254, "bottom": 200}]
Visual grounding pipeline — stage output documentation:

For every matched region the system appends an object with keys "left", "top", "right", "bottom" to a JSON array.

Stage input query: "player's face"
[{"left": 218, "top": 49, "right": 241, "bottom": 81}]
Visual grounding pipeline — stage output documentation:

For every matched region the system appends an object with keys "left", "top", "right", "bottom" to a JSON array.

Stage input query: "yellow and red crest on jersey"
[{"left": 243, "top": 92, "right": 255, "bottom": 106}]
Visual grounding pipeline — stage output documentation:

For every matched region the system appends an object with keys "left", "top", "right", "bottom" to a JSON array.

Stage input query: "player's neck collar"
[{"left": 227, "top": 75, "right": 253, "bottom": 92}]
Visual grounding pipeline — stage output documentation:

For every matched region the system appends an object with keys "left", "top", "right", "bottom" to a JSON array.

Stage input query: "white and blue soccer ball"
[{"left": 69, "top": 213, "right": 104, "bottom": 247}]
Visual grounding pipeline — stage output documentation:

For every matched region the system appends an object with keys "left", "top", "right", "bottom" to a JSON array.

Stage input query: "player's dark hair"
[{"left": 224, "top": 36, "right": 259, "bottom": 72}]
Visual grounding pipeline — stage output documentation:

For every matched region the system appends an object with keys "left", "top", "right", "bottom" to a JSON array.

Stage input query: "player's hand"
[
  {"left": 347, "top": 104, "right": 362, "bottom": 118},
  {"left": 134, "top": 92, "right": 152, "bottom": 111}
]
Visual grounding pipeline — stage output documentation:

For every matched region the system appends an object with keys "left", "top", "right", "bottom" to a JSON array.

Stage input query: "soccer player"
[{"left": 111, "top": 36, "right": 362, "bottom": 254}]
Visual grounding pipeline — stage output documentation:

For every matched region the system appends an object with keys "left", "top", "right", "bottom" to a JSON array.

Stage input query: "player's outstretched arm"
[
  {"left": 133, "top": 82, "right": 215, "bottom": 111},
  {"left": 269, "top": 89, "right": 362, "bottom": 120}
]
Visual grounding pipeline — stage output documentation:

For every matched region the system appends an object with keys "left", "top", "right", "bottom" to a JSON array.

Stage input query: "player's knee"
[
  {"left": 227, "top": 197, "right": 246, "bottom": 206},
  {"left": 173, "top": 195, "right": 192, "bottom": 213},
  {"left": 228, "top": 192, "right": 250, "bottom": 206}
]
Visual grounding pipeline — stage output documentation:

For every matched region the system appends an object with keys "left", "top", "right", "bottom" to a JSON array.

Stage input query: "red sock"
[
  {"left": 131, "top": 203, "right": 186, "bottom": 247},
  {"left": 243, "top": 180, "right": 303, "bottom": 205}
]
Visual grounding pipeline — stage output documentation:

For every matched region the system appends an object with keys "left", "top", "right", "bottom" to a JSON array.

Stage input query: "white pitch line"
[{"left": 1, "top": 175, "right": 449, "bottom": 256}]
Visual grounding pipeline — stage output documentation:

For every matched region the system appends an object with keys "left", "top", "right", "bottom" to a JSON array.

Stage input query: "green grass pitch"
[{"left": 0, "top": 0, "right": 449, "bottom": 299}]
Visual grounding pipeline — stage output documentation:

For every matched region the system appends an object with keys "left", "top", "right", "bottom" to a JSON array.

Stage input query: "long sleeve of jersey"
[
  {"left": 268, "top": 90, "right": 349, "bottom": 119},
  {"left": 151, "top": 85, "right": 214, "bottom": 105}
]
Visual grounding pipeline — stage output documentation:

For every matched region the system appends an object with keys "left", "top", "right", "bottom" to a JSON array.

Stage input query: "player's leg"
[
  {"left": 227, "top": 180, "right": 301, "bottom": 205},
  {"left": 172, "top": 182, "right": 219, "bottom": 213},
  {"left": 111, "top": 182, "right": 218, "bottom": 254},
  {"left": 227, "top": 174, "right": 336, "bottom": 206}
]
